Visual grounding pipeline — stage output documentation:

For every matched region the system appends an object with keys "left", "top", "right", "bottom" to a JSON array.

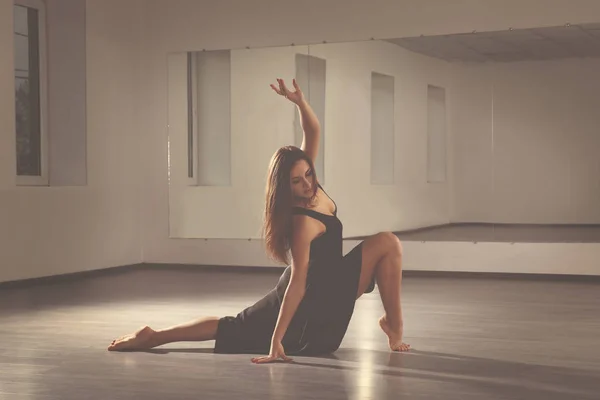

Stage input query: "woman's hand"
[
  {"left": 270, "top": 78, "right": 305, "bottom": 105},
  {"left": 251, "top": 340, "right": 293, "bottom": 364}
]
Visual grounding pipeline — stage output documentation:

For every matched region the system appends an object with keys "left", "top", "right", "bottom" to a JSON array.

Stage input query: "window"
[
  {"left": 295, "top": 54, "right": 326, "bottom": 183},
  {"left": 14, "top": 0, "right": 48, "bottom": 186},
  {"left": 427, "top": 85, "right": 447, "bottom": 183},
  {"left": 187, "top": 50, "right": 232, "bottom": 186},
  {"left": 370, "top": 72, "right": 395, "bottom": 185}
]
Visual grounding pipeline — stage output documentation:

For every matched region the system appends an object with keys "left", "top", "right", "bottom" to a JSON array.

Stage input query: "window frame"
[
  {"left": 14, "top": 0, "right": 49, "bottom": 186},
  {"left": 187, "top": 52, "right": 199, "bottom": 186},
  {"left": 426, "top": 84, "right": 448, "bottom": 184}
]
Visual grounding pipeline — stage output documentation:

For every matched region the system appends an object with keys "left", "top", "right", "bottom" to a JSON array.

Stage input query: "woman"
[{"left": 108, "top": 78, "right": 410, "bottom": 362}]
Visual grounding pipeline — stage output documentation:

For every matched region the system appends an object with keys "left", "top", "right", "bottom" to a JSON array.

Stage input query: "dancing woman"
[{"left": 108, "top": 78, "right": 410, "bottom": 363}]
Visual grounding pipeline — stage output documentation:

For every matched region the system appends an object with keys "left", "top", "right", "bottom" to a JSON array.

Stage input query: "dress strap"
[{"left": 292, "top": 207, "right": 330, "bottom": 223}]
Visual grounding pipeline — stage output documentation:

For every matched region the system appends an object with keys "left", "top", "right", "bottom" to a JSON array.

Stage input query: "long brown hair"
[{"left": 263, "top": 145, "right": 318, "bottom": 265}]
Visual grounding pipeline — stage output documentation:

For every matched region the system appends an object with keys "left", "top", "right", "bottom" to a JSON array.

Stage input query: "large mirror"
[
  {"left": 167, "top": 39, "right": 453, "bottom": 240},
  {"left": 167, "top": 44, "right": 313, "bottom": 239},
  {"left": 167, "top": 23, "right": 600, "bottom": 245},
  {"left": 393, "top": 24, "right": 600, "bottom": 245}
]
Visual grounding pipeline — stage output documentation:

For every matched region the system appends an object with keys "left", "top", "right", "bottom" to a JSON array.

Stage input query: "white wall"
[
  {"left": 451, "top": 58, "right": 600, "bottom": 224},
  {"left": 168, "top": 46, "right": 301, "bottom": 239},
  {"left": 3, "top": 0, "right": 599, "bottom": 284},
  {"left": 308, "top": 41, "right": 451, "bottom": 237},
  {"left": 142, "top": 0, "right": 600, "bottom": 266},
  {"left": 0, "top": 0, "right": 143, "bottom": 283},
  {"left": 47, "top": 0, "right": 87, "bottom": 186},
  {"left": 142, "top": 0, "right": 600, "bottom": 51}
]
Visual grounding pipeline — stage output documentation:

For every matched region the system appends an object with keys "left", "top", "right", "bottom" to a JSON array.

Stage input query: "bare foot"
[
  {"left": 108, "top": 326, "right": 156, "bottom": 351},
  {"left": 379, "top": 316, "right": 410, "bottom": 352}
]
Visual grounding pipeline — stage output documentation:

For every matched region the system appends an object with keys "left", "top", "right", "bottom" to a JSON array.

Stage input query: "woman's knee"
[
  {"left": 363, "top": 231, "right": 402, "bottom": 261},
  {"left": 377, "top": 231, "right": 402, "bottom": 256}
]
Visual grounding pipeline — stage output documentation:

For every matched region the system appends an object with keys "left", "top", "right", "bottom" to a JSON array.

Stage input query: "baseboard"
[
  {"left": 2, "top": 262, "right": 599, "bottom": 290},
  {"left": 347, "top": 222, "right": 600, "bottom": 242},
  {"left": 402, "top": 269, "right": 600, "bottom": 282},
  {"left": 345, "top": 223, "right": 451, "bottom": 240},
  {"left": 141, "top": 263, "right": 285, "bottom": 274},
  {"left": 0, "top": 263, "right": 145, "bottom": 289},
  {"left": 0, "top": 263, "right": 287, "bottom": 289}
]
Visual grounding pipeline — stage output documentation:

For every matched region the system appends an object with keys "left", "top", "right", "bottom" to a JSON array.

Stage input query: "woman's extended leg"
[
  {"left": 108, "top": 316, "right": 220, "bottom": 351},
  {"left": 355, "top": 232, "right": 410, "bottom": 352}
]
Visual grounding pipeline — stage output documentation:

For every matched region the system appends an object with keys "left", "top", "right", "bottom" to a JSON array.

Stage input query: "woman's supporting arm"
[
  {"left": 251, "top": 215, "right": 322, "bottom": 363},
  {"left": 271, "top": 214, "right": 320, "bottom": 343}
]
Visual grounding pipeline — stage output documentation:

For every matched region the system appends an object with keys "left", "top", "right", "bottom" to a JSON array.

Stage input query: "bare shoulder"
[{"left": 289, "top": 214, "right": 323, "bottom": 280}]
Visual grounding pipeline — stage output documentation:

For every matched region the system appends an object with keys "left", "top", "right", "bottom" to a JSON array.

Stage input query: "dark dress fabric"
[{"left": 213, "top": 184, "right": 375, "bottom": 356}]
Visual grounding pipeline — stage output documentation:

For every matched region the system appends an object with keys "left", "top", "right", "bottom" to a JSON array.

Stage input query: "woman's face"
[{"left": 290, "top": 159, "right": 314, "bottom": 199}]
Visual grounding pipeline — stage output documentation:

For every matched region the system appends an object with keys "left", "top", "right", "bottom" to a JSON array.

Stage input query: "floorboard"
[{"left": 1, "top": 267, "right": 599, "bottom": 399}]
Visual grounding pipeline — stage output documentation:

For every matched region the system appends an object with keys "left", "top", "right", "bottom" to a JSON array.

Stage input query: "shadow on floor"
[
  {"left": 293, "top": 348, "right": 600, "bottom": 400},
  {"left": 142, "top": 348, "right": 216, "bottom": 354},
  {"left": 127, "top": 345, "right": 599, "bottom": 399}
]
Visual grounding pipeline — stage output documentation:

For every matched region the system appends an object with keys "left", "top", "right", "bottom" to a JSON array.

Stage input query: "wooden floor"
[{"left": 1, "top": 266, "right": 600, "bottom": 399}]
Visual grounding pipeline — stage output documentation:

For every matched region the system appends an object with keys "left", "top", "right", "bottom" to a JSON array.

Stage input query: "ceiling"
[{"left": 386, "top": 23, "right": 600, "bottom": 63}]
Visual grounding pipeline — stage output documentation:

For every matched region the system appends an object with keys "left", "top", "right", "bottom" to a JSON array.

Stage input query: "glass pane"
[
  {"left": 194, "top": 50, "right": 232, "bottom": 186},
  {"left": 15, "top": 77, "right": 41, "bottom": 176},
  {"left": 13, "top": 5, "right": 29, "bottom": 36},
  {"left": 14, "top": 34, "right": 29, "bottom": 72},
  {"left": 427, "top": 85, "right": 447, "bottom": 183},
  {"left": 294, "top": 53, "right": 326, "bottom": 184},
  {"left": 371, "top": 72, "right": 395, "bottom": 185}
]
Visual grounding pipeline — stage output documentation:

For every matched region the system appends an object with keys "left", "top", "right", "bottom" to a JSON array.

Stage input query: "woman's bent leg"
[{"left": 354, "top": 232, "right": 409, "bottom": 352}]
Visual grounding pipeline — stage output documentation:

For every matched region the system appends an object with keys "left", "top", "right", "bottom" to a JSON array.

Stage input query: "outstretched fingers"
[
  {"left": 292, "top": 78, "right": 300, "bottom": 91},
  {"left": 270, "top": 79, "right": 290, "bottom": 98},
  {"left": 251, "top": 354, "right": 293, "bottom": 364},
  {"left": 270, "top": 83, "right": 283, "bottom": 96},
  {"left": 251, "top": 355, "right": 274, "bottom": 364},
  {"left": 270, "top": 78, "right": 304, "bottom": 105},
  {"left": 277, "top": 78, "right": 290, "bottom": 95}
]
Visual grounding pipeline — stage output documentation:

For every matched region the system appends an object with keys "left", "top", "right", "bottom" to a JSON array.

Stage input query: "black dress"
[{"left": 213, "top": 184, "right": 375, "bottom": 356}]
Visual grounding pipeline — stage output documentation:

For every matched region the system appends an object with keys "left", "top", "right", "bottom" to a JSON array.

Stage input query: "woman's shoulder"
[{"left": 292, "top": 210, "right": 326, "bottom": 239}]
